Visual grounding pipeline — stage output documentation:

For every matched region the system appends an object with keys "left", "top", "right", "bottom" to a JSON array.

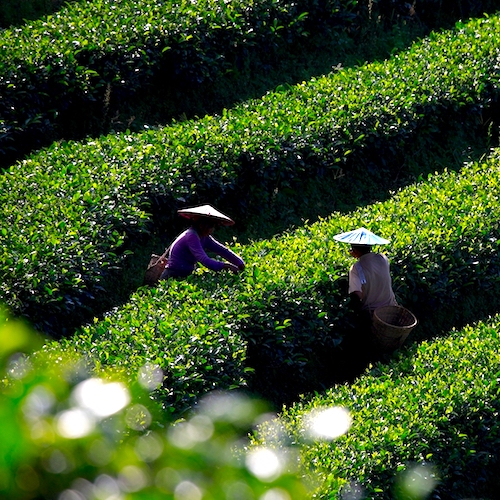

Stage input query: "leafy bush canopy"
[
  {"left": 28, "top": 147, "right": 500, "bottom": 495},
  {"left": 1, "top": 14, "right": 499, "bottom": 336},
  {"left": 1, "top": 4, "right": 500, "bottom": 499},
  {"left": 0, "top": 0, "right": 362, "bottom": 165}
]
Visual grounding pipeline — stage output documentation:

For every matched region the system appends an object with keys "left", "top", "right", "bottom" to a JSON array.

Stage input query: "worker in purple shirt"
[{"left": 160, "top": 204, "right": 245, "bottom": 279}]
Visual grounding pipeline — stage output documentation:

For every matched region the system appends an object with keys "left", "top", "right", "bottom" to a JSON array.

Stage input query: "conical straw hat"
[
  {"left": 177, "top": 204, "right": 235, "bottom": 226},
  {"left": 333, "top": 227, "right": 390, "bottom": 245}
]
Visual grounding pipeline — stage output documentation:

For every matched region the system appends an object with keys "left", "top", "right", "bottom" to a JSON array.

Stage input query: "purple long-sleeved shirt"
[{"left": 166, "top": 228, "right": 244, "bottom": 277}]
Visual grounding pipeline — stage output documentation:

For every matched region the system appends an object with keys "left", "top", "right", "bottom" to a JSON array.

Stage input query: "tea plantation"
[{"left": 1, "top": 1, "right": 500, "bottom": 498}]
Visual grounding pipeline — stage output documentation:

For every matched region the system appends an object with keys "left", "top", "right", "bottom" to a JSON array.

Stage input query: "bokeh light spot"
[
  {"left": 72, "top": 378, "right": 130, "bottom": 418},
  {"left": 224, "top": 481, "right": 253, "bottom": 500},
  {"left": 138, "top": 363, "right": 164, "bottom": 391},
  {"left": 58, "top": 490, "right": 86, "bottom": 500},
  {"left": 125, "top": 404, "right": 152, "bottom": 431},
  {"left": 23, "top": 385, "right": 55, "bottom": 421},
  {"left": 198, "top": 391, "right": 257, "bottom": 425},
  {"left": 174, "top": 480, "right": 203, "bottom": 500},
  {"left": 134, "top": 432, "right": 164, "bottom": 462},
  {"left": 56, "top": 408, "right": 95, "bottom": 439},
  {"left": 395, "top": 462, "right": 439, "bottom": 499},
  {"left": 155, "top": 467, "right": 181, "bottom": 493},
  {"left": 94, "top": 474, "right": 122, "bottom": 500},
  {"left": 304, "top": 406, "right": 352, "bottom": 440},
  {"left": 118, "top": 465, "right": 149, "bottom": 492},
  {"left": 260, "top": 488, "right": 292, "bottom": 500},
  {"left": 168, "top": 415, "right": 214, "bottom": 449},
  {"left": 245, "top": 447, "right": 283, "bottom": 482}
]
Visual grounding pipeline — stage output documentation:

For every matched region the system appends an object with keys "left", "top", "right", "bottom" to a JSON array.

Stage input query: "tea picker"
[
  {"left": 144, "top": 204, "right": 245, "bottom": 285},
  {"left": 334, "top": 227, "right": 417, "bottom": 351}
]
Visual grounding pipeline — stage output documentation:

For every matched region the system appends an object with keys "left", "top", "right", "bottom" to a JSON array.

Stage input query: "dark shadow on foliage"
[
  {"left": 148, "top": 101, "right": 500, "bottom": 246},
  {"left": 0, "top": 0, "right": 81, "bottom": 28}
]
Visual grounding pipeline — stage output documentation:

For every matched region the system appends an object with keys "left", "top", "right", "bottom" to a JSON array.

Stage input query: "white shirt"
[{"left": 349, "top": 252, "right": 397, "bottom": 312}]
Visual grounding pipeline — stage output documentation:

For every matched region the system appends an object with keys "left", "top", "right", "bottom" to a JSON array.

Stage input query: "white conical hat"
[
  {"left": 177, "top": 204, "right": 235, "bottom": 226},
  {"left": 333, "top": 227, "right": 390, "bottom": 245}
]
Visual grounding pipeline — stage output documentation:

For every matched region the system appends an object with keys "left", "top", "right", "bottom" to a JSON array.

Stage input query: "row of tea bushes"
[
  {"left": 2, "top": 0, "right": 498, "bottom": 167},
  {"left": 0, "top": 309, "right": 308, "bottom": 499},
  {"left": 0, "top": 141, "right": 152, "bottom": 336},
  {"left": 0, "top": 0, "right": 360, "bottom": 165},
  {"left": 42, "top": 148, "right": 500, "bottom": 413},
  {"left": 2, "top": 14, "right": 500, "bottom": 337},
  {"left": 251, "top": 314, "right": 500, "bottom": 499}
]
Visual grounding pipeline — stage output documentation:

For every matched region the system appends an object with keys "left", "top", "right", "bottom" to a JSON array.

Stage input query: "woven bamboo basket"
[
  {"left": 143, "top": 254, "right": 167, "bottom": 286},
  {"left": 372, "top": 305, "right": 417, "bottom": 351}
]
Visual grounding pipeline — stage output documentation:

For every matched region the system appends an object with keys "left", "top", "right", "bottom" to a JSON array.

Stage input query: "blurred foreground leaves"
[{"left": 0, "top": 306, "right": 308, "bottom": 499}]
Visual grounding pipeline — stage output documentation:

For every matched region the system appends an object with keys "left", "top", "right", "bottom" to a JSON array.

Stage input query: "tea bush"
[
  {"left": 2, "top": 0, "right": 496, "bottom": 167},
  {"left": 251, "top": 314, "right": 500, "bottom": 499},
  {"left": 8, "top": 0, "right": 488, "bottom": 167},
  {"left": 40, "top": 148, "right": 500, "bottom": 414},
  {"left": 1, "top": 14, "right": 499, "bottom": 337},
  {"left": 0, "top": 0, "right": 363, "bottom": 166},
  {"left": 0, "top": 308, "right": 308, "bottom": 499}
]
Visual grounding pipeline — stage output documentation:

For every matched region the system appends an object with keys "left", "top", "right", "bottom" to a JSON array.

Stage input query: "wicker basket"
[
  {"left": 143, "top": 253, "right": 167, "bottom": 286},
  {"left": 372, "top": 305, "right": 417, "bottom": 351}
]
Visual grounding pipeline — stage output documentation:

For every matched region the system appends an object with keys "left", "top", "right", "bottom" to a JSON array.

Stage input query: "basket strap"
[
  {"left": 161, "top": 245, "right": 171, "bottom": 260},
  {"left": 354, "top": 262, "right": 367, "bottom": 285},
  {"left": 147, "top": 245, "right": 171, "bottom": 270},
  {"left": 148, "top": 230, "right": 186, "bottom": 270}
]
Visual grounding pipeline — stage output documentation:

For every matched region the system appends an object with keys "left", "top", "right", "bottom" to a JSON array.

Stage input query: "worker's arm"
[
  {"left": 349, "top": 291, "right": 363, "bottom": 312},
  {"left": 348, "top": 264, "right": 364, "bottom": 311}
]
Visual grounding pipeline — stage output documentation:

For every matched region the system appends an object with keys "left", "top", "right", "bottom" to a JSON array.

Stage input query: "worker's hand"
[{"left": 224, "top": 263, "right": 241, "bottom": 274}]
